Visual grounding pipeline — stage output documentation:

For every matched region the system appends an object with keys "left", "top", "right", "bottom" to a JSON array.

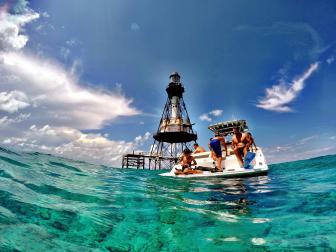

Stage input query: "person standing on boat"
[
  {"left": 209, "top": 134, "right": 229, "bottom": 172},
  {"left": 232, "top": 127, "right": 247, "bottom": 167},
  {"left": 193, "top": 143, "right": 206, "bottom": 154}
]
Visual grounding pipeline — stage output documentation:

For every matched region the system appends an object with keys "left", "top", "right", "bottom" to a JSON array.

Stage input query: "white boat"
[{"left": 160, "top": 120, "right": 269, "bottom": 178}]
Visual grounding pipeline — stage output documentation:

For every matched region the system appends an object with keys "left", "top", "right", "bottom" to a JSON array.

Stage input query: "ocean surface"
[{"left": 0, "top": 146, "right": 335, "bottom": 251}]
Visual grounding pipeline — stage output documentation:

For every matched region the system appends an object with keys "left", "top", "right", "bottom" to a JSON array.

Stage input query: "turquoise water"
[{"left": 0, "top": 146, "right": 335, "bottom": 251}]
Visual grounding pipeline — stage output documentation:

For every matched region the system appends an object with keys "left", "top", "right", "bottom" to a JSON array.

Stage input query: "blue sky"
[{"left": 0, "top": 0, "right": 335, "bottom": 165}]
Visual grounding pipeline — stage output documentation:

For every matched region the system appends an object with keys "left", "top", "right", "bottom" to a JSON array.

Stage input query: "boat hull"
[
  {"left": 159, "top": 148, "right": 269, "bottom": 179},
  {"left": 159, "top": 167, "right": 268, "bottom": 178}
]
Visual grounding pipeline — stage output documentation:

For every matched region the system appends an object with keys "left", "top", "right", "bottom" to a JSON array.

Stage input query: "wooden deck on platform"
[{"left": 122, "top": 153, "right": 178, "bottom": 170}]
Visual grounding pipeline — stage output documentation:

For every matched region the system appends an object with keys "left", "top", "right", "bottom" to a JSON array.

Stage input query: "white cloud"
[
  {"left": 298, "top": 135, "right": 318, "bottom": 144},
  {"left": 2, "top": 126, "right": 151, "bottom": 166},
  {"left": 264, "top": 133, "right": 336, "bottom": 164},
  {"left": 41, "top": 12, "right": 50, "bottom": 18},
  {"left": 326, "top": 56, "right": 335, "bottom": 65},
  {"left": 130, "top": 23, "right": 140, "bottom": 31},
  {"left": 301, "top": 146, "right": 335, "bottom": 157},
  {"left": 257, "top": 63, "right": 319, "bottom": 112},
  {"left": 0, "top": 7, "right": 39, "bottom": 51},
  {"left": 0, "top": 3, "right": 143, "bottom": 166},
  {"left": 209, "top": 109, "right": 223, "bottom": 117},
  {"left": 34, "top": 23, "right": 54, "bottom": 33},
  {"left": 0, "top": 113, "right": 30, "bottom": 127},
  {"left": 66, "top": 39, "right": 77, "bottom": 47},
  {"left": 0, "top": 90, "right": 30, "bottom": 113},
  {"left": 55, "top": 131, "right": 150, "bottom": 165},
  {"left": 1, "top": 52, "right": 139, "bottom": 129},
  {"left": 199, "top": 113, "right": 212, "bottom": 122},
  {"left": 134, "top": 132, "right": 151, "bottom": 146},
  {"left": 200, "top": 109, "right": 223, "bottom": 122}
]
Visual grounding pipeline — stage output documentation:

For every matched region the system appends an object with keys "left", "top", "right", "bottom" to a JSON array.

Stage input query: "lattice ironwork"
[{"left": 122, "top": 72, "right": 197, "bottom": 170}]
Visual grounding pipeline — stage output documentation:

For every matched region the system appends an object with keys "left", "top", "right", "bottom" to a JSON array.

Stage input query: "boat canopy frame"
[{"left": 208, "top": 119, "right": 248, "bottom": 136}]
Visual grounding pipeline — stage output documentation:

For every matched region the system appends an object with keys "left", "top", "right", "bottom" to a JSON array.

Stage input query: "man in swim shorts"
[{"left": 209, "top": 134, "right": 229, "bottom": 172}]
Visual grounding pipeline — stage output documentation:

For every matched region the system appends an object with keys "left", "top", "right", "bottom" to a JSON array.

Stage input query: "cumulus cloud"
[
  {"left": 199, "top": 114, "right": 212, "bottom": 122},
  {"left": 134, "top": 132, "right": 151, "bottom": 145},
  {"left": 2, "top": 125, "right": 151, "bottom": 166},
  {"left": 209, "top": 109, "right": 223, "bottom": 117},
  {"left": 0, "top": 113, "right": 30, "bottom": 126},
  {"left": 55, "top": 132, "right": 151, "bottom": 165},
  {"left": 0, "top": 90, "right": 30, "bottom": 113},
  {"left": 199, "top": 109, "right": 223, "bottom": 122},
  {"left": 0, "top": 5, "right": 39, "bottom": 51},
  {"left": 257, "top": 63, "right": 319, "bottom": 112},
  {"left": 1, "top": 53, "right": 139, "bottom": 129},
  {"left": 0, "top": 2, "right": 143, "bottom": 166}
]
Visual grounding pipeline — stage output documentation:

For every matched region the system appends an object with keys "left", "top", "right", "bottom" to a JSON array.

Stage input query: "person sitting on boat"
[
  {"left": 232, "top": 127, "right": 247, "bottom": 167},
  {"left": 175, "top": 148, "right": 201, "bottom": 175},
  {"left": 245, "top": 132, "right": 257, "bottom": 151},
  {"left": 209, "top": 134, "right": 230, "bottom": 172},
  {"left": 193, "top": 143, "right": 206, "bottom": 154}
]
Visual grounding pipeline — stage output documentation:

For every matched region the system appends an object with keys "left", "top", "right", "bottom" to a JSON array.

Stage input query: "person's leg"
[
  {"left": 234, "top": 148, "right": 244, "bottom": 167},
  {"left": 216, "top": 156, "right": 223, "bottom": 171},
  {"left": 243, "top": 146, "right": 248, "bottom": 156},
  {"left": 187, "top": 169, "right": 202, "bottom": 174},
  {"left": 210, "top": 151, "right": 216, "bottom": 161}
]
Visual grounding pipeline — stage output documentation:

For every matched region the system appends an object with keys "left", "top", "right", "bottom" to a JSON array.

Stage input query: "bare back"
[{"left": 194, "top": 146, "right": 206, "bottom": 153}]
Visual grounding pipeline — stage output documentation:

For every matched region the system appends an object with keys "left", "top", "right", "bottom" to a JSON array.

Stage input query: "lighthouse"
[
  {"left": 122, "top": 72, "right": 197, "bottom": 169},
  {"left": 150, "top": 72, "right": 197, "bottom": 169}
]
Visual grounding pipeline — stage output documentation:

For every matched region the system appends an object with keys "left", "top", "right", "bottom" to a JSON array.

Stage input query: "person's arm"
[
  {"left": 245, "top": 136, "right": 252, "bottom": 149},
  {"left": 222, "top": 137, "right": 230, "bottom": 156},
  {"left": 191, "top": 157, "right": 197, "bottom": 166},
  {"left": 224, "top": 141, "right": 230, "bottom": 156},
  {"left": 231, "top": 136, "right": 237, "bottom": 150},
  {"left": 179, "top": 155, "right": 184, "bottom": 165}
]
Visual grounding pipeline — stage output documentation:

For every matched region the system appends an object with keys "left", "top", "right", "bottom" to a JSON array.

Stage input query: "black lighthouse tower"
[
  {"left": 149, "top": 72, "right": 197, "bottom": 169},
  {"left": 122, "top": 72, "right": 197, "bottom": 170}
]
